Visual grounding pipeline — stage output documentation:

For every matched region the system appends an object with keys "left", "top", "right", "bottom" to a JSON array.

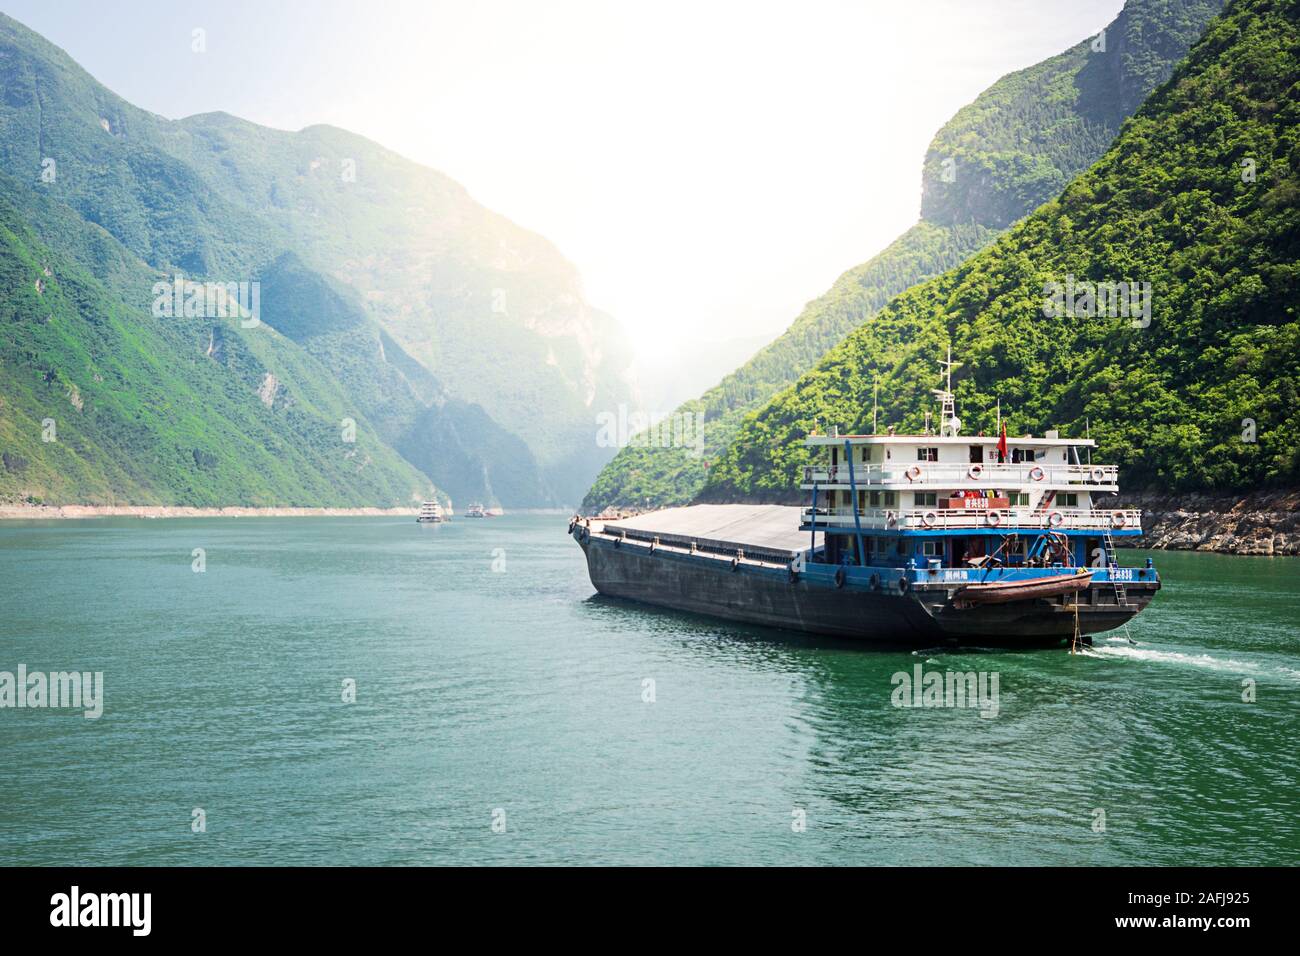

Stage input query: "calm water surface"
[{"left": 1, "top": 515, "right": 1296, "bottom": 865}]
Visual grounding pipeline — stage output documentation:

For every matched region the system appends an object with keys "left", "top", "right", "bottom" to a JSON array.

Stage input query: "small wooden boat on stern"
[{"left": 952, "top": 569, "right": 1094, "bottom": 607}]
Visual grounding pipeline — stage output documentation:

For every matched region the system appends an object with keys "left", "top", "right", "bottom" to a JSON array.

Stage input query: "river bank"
[
  {"left": 0, "top": 504, "right": 419, "bottom": 520},
  {"left": 1119, "top": 488, "right": 1300, "bottom": 556},
  {"left": 5, "top": 492, "right": 1296, "bottom": 558}
]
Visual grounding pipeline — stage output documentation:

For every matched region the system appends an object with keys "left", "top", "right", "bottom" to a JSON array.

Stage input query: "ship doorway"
[
  {"left": 956, "top": 537, "right": 986, "bottom": 566},
  {"left": 969, "top": 445, "right": 983, "bottom": 463}
]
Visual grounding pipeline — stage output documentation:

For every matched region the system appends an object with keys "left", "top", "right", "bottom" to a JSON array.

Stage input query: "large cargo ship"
[{"left": 571, "top": 355, "right": 1159, "bottom": 645}]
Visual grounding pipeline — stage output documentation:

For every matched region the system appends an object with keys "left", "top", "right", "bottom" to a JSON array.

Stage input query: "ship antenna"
[
  {"left": 931, "top": 345, "right": 962, "bottom": 437},
  {"left": 872, "top": 377, "right": 879, "bottom": 434}
]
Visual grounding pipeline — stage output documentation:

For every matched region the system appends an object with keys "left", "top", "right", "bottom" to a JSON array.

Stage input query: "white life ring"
[
  {"left": 1047, "top": 510, "right": 1064, "bottom": 528},
  {"left": 1030, "top": 466, "right": 1046, "bottom": 482},
  {"left": 905, "top": 465, "right": 923, "bottom": 482},
  {"left": 986, "top": 511, "right": 1002, "bottom": 528},
  {"left": 922, "top": 511, "right": 938, "bottom": 529},
  {"left": 1091, "top": 466, "right": 1106, "bottom": 483},
  {"left": 968, "top": 463, "right": 984, "bottom": 480},
  {"left": 1111, "top": 511, "right": 1127, "bottom": 529}
]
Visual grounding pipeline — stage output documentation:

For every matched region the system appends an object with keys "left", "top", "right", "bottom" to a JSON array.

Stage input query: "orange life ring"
[
  {"left": 1111, "top": 511, "right": 1127, "bottom": 529},
  {"left": 968, "top": 463, "right": 984, "bottom": 480},
  {"left": 986, "top": 511, "right": 1002, "bottom": 527},
  {"left": 922, "top": 510, "right": 938, "bottom": 529},
  {"left": 1030, "top": 466, "right": 1046, "bottom": 482},
  {"left": 1047, "top": 510, "right": 1064, "bottom": 528},
  {"left": 905, "top": 465, "right": 923, "bottom": 482}
]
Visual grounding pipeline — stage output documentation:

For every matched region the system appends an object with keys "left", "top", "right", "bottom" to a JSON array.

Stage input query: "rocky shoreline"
[
  {"left": 1119, "top": 488, "right": 1300, "bottom": 556},
  {"left": 0, "top": 504, "right": 419, "bottom": 520}
]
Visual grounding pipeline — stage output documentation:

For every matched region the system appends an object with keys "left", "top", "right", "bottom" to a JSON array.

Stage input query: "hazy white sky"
[{"left": 5, "top": 0, "right": 1123, "bottom": 360}]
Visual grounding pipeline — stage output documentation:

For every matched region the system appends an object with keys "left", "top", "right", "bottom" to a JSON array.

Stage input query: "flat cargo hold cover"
[{"left": 601, "top": 504, "right": 820, "bottom": 556}]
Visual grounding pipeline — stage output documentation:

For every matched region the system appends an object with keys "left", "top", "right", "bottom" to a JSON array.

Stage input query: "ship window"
[
  {"left": 918, "top": 447, "right": 938, "bottom": 462},
  {"left": 869, "top": 491, "right": 880, "bottom": 508},
  {"left": 915, "top": 492, "right": 937, "bottom": 507},
  {"left": 1058, "top": 493, "right": 1079, "bottom": 507},
  {"left": 861, "top": 447, "right": 869, "bottom": 463},
  {"left": 1009, "top": 493, "right": 1030, "bottom": 507},
  {"left": 921, "top": 540, "right": 940, "bottom": 557},
  {"left": 882, "top": 491, "right": 898, "bottom": 507}
]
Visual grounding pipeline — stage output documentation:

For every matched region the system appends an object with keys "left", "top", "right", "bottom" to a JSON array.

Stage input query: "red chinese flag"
[{"left": 997, "top": 423, "right": 1008, "bottom": 464}]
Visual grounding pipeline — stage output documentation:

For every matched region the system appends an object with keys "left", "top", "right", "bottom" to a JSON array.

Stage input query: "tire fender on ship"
[{"left": 834, "top": 566, "right": 846, "bottom": 589}]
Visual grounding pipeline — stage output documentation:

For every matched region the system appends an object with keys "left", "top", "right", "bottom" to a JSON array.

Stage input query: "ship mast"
[
  {"left": 872, "top": 377, "right": 879, "bottom": 434},
  {"left": 932, "top": 345, "right": 962, "bottom": 437}
]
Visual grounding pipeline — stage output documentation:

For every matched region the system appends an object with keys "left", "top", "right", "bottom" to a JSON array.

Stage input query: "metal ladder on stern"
[{"left": 1102, "top": 527, "right": 1128, "bottom": 607}]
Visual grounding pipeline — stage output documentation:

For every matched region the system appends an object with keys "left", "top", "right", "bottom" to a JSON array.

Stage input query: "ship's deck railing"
[
  {"left": 601, "top": 524, "right": 797, "bottom": 566},
  {"left": 801, "top": 506, "right": 1142, "bottom": 532},
  {"left": 801, "top": 462, "right": 1118, "bottom": 488},
  {"left": 585, "top": 527, "right": 1157, "bottom": 584}
]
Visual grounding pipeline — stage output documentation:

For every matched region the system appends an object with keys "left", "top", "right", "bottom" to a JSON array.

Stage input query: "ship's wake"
[{"left": 1081, "top": 641, "right": 1300, "bottom": 683}]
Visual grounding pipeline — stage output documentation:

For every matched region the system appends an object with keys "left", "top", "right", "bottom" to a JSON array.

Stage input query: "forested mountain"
[
  {"left": 0, "top": 184, "right": 430, "bottom": 506},
  {"left": 583, "top": 0, "right": 1225, "bottom": 513},
  {"left": 701, "top": 0, "right": 1299, "bottom": 502},
  {"left": 0, "top": 12, "right": 633, "bottom": 506}
]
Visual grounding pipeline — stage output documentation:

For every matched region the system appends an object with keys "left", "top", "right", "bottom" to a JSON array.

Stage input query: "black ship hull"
[{"left": 575, "top": 526, "right": 1157, "bottom": 646}]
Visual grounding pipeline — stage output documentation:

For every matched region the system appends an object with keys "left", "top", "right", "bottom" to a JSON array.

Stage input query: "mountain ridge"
[{"left": 0, "top": 11, "right": 632, "bottom": 507}]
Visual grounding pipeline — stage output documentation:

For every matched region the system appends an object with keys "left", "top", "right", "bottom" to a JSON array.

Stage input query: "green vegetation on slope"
[
  {"left": 256, "top": 252, "right": 556, "bottom": 506},
  {"left": 700, "top": 0, "right": 1299, "bottom": 502},
  {"left": 921, "top": 0, "right": 1226, "bottom": 227},
  {"left": 0, "top": 192, "right": 433, "bottom": 507},
  {"left": 583, "top": 0, "right": 1225, "bottom": 513}
]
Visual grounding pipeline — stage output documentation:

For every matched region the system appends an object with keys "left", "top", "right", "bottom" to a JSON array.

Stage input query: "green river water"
[{"left": 0, "top": 515, "right": 1296, "bottom": 865}]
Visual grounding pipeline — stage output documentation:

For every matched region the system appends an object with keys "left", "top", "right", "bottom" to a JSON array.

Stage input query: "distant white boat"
[
  {"left": 465, "top": 502, "right": 488, "bottom": 518},
  {"left": 416, "top": 500, "right": 445, "bottom": 523}
]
